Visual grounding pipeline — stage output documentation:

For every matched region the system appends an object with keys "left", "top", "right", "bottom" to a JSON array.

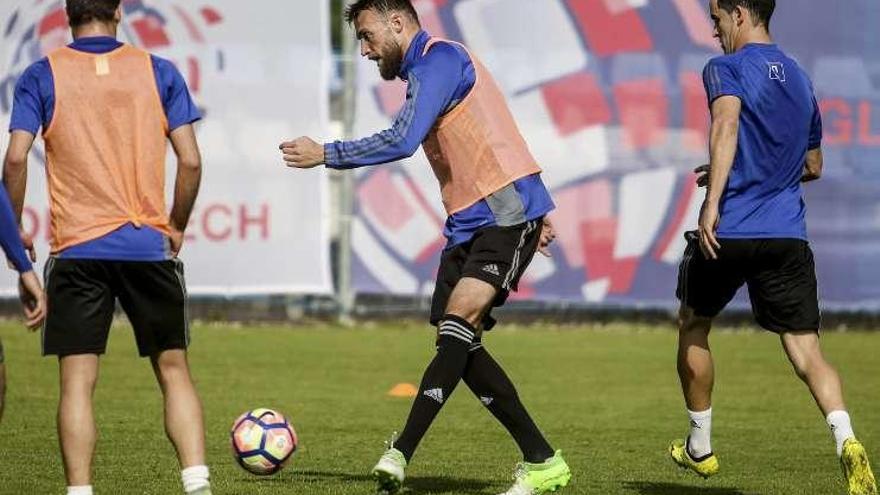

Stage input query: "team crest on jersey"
[
  {"left": 0, "top": 0, "right": 225, "bottom": 162},
  {"left": 768, "top": 62, "right": 786, "bottom": 82}
]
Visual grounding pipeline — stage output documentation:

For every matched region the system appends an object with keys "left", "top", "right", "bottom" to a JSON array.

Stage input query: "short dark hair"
[
  {"left": 66, "top": 0, "right": 121, "bottom": 28},
  {"left": 717, "top": 0, "right": 775, "bottom": 29},
  {"left": 344, "top": 0, "right": 421, "bottom": 26}
]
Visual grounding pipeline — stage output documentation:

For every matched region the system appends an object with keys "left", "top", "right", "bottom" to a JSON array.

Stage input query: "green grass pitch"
[{"left": 0, "top": 321, "right": 877, "bottom": 494}]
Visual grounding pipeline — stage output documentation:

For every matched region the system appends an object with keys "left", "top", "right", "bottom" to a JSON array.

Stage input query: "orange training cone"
[{"left": 387, "top": 383, "right": 418, "bottom": 398}]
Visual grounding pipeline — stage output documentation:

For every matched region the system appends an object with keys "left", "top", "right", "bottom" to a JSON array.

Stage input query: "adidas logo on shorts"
[
  {"left": 482, "top": 263, "right": 501, "bottom": 276},
  {"left": 480, "top": 396, "right": 494, "bottom": 406},
  {"left": 424, "top": 388, "right": 444, "bottom": 404}
]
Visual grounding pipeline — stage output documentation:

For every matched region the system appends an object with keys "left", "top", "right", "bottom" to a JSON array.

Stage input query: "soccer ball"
[{"left": 230, "top": 408, "right": 298, "bottom": 475}]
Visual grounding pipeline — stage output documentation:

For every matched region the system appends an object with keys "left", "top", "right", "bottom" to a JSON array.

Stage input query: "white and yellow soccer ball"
[{"left": 230, "top": 408, "right": 298, "bottom": 475}]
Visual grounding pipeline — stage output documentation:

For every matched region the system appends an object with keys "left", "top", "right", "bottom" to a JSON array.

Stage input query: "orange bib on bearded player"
[
  {"left": 421, "top": 38, "right": 542, "bottom": 216},
  {"left": 44, "top": 44, "right": 171, "bottom": 253}
]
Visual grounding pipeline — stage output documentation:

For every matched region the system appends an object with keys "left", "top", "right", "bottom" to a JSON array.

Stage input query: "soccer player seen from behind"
[
  {"left": 280, "top": 1, "right": 571, "bottom": 493},
  {"left": 0, "top": 182, "right": 46, "bottom": 424},
  {"left": 3, "top": 1, "right": 211, "bottom": 494},
  {"left": 671, "top": 1, "right": 877, "bottom": 494}
]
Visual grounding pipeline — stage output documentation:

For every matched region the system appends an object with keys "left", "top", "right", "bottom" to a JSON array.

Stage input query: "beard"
[{"left": 376, "top": 39, "right": 404, "bottom": 81}]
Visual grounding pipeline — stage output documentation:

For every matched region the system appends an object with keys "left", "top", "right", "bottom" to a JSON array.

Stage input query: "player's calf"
[{"left": 152, "top": 350, "right": 210, "bottom": 494}]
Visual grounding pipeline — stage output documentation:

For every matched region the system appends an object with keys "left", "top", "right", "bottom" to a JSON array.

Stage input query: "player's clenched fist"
[
  {"left": 538, "top": 217, "right": 556, "bottom": 257},
  {"left": 280, "top": 137, "right": 325, "bottom": 168}
]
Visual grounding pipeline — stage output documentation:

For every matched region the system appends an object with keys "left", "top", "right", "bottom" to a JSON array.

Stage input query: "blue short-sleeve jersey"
[
  {"left": 704, "top": 44, "right": 822, "bottom": 241},
  {"left": 8, "top": 36, "right": 200, "bottom": 260}
]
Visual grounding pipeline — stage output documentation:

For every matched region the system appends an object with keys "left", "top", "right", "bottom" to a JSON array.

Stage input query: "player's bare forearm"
[
  {"left": 802, "top": 148, "right": 823, "bottom": 183},
  {"left": 168, "top": 125, "right": 202, "bottom": 232},
  {"left": 706, "top": 96, "right": 741, "bottom": 204},
  {"left": 2, "top": 131, "right": 37, "bottom": 222},
  {"left": 169, "top": 166, "right": 201, "bottom": 231}
]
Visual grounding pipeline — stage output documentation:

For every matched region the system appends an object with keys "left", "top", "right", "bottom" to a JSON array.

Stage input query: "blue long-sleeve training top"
[{"left": 0, "top": 184, "right": 32, "bottom": 273}]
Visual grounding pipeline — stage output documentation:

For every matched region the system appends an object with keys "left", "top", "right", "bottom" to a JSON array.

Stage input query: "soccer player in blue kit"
[
  {"left": 282, "top": 1, "right": 570, "bottom": 494},
  {"left": 670, "top": 1, "right": 877, "bottom": 494}
]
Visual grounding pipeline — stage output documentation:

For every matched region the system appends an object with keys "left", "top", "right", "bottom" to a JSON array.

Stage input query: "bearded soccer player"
[
  {"left": 3, "top": 1, "right": 211, "bottom": 494},
  {"left": 281, "top": 1, "right": 571, "bottom": 493},
  {"left": 671, "top": 1, "right": 876, "bottom": 494},
  {"left": 0, "top": 182, "right": 46, "bottom": 424}
]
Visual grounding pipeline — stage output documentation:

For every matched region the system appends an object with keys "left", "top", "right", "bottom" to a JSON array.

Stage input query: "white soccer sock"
[
  {"left": 827, "top": 410, "right": 855, "bottom": 457},
  {"left": 687, "top": 407, "right": 713, "bottom": 458},
  {"left": 181, "top": 465, "right": 210, "bottom": 493},
  {"left": 67, "top": 486, "right": 93, "bottom": 495}
]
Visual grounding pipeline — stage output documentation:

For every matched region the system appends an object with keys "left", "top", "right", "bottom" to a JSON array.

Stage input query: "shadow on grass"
[
  {"left": 254, "top": 470, "right": 495, "bottom": 493},
  {"left": 236, "top": 470, "right": 372, "bottom": 485},
  {"left": 622, "top": 481, "right": 750, "bottom": 495},
  {"left": 405, "top": 475, "right": 495, "bottom": 493}
]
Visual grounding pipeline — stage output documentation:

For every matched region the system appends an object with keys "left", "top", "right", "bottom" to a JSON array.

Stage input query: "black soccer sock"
[
  {"left": 463, "top": 344, "right": 554, "bottom": 463},
  {"left": 394, "top": 315, "right": 475, "bottom": 461}
]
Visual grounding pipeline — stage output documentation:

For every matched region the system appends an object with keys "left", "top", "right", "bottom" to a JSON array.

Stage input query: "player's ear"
[
  {"left": 114, "top": 3, "right": 122, "bottom": 24},
  {"left": 733, "top": 5, "right": 746, "bottom": 26},
  {"left": 389, "top": 11, "right": 404, "bottom": 35}
]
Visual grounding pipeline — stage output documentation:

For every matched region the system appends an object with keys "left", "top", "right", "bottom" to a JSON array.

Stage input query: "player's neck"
[
  {"left": 72, "top": 22, "right": 118, "bottom": 41},
  {"left": 397, "top": 26, "right": 422, "bottom": 62},
  {"left": 733, "top": 29, "right": 772, "bottom": 52}
]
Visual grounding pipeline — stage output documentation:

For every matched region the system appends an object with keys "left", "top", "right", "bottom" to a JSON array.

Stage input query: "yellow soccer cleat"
[
  {"left": 841, "top": 438, "right": 878, "bottom": 495},
  {"left": 669, "top": 438, "right": 719, "bottom": 479}
]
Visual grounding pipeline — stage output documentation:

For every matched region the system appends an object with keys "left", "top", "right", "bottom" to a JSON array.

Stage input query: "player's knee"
[
  {"left": 444, "top": 279, "right": 497, "bottom": 327},
  {"left": 443, "top": 308, "right": 484, "bottom": 329},
  {"left": 678, "top": 308, "right": 711, "bottom": 334},
  {"left": 154, "top": 351, "right": 192, "bottom": 384}
]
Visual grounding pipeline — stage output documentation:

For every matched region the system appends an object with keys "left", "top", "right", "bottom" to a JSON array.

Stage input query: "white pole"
[{"left": 336, "top": 1, "right": 357, "bottom": 323}]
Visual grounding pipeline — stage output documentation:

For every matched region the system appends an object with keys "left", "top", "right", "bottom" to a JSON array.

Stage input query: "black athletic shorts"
[
  {"left": 42, "top": 258, "right": 190, "bottom": 357},
  {"left": 430, "top": 218, "right": 542, "bottom": 330},
  {"left": 676, "top": 231, "right": 820, "bottom": 333}
]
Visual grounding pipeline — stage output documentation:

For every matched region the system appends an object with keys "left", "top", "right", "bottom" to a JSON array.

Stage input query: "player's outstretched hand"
[
  {"left": 18, "top": 270, "right": 46, "bottom": 331},
  {"left": 280, "top": 137, "right": 325, "bottom": 169},
  {"left": 698, "top": 200, "right": 721, "bottom": 260},
  {"left": 694, "top": 164, "right": 709, "bottom": 188},
  {"left": 538, "top": 217, "right": 556, "bottom": 257}
]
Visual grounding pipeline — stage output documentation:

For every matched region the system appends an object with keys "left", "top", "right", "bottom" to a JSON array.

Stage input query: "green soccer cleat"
[
  {"left": 841, "top": 438, "right": 878, "bottom": 495},
  {"left": 498, "top": 450, "right": 572, "bottom": 495},
  {"left": 371, "top": 445, "right": 407, "bottom": 494},
  {"left": 669, "top": 438, "right": 719, "bottom": 479}
]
